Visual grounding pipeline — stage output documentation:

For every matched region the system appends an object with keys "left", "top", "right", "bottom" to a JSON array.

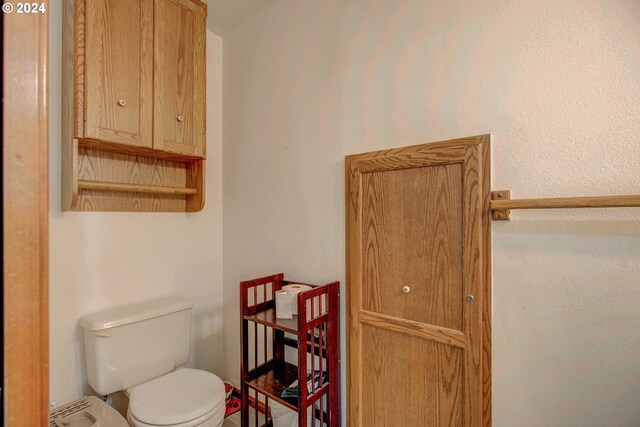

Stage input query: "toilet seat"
[
  {"left": 128, "top": 368, "right": 225, "bottom": 426},
  {"left": 128, "top": 403, "right": 224, "bottom": 427}
]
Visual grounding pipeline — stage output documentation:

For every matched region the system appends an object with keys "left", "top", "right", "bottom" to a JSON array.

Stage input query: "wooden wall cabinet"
[{"left": 62, "top": 0, "right": 207, "bottom": 212}]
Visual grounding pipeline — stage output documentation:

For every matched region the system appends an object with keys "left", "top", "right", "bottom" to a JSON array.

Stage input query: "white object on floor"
[
  {"left": 49, "top": 396, "right": 128, "bottom": 427},
  {"left": 222, "top": 408, "right": 264, "bottom": 427},
  {"left": 79, "top": 296, "right": 226, "bottom": 427},
  {"left": 269, "top": 400, "right": 297, "bottom": 427}
]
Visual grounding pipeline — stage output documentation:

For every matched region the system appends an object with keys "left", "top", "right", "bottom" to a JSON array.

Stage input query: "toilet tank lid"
[{"left": 78, "top": 296, "right": 192, "bottom": 331}]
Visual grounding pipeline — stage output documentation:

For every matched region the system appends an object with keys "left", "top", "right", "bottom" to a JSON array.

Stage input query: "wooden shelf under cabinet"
[{"left": 63, "top": 139, "right": 205, "bottom": 212}]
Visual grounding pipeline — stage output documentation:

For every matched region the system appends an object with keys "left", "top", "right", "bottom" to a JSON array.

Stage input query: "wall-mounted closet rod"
[{"left": 490, "top": 190, "right": 640, "bottom": 220}]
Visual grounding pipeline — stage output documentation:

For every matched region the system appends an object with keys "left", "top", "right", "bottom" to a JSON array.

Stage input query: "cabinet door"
[
  {"left": 84, "top": 0, "right": 153, "bottom": 148},
  {"left": 153, "top": 0, "right": 206, "bottom": 158}
]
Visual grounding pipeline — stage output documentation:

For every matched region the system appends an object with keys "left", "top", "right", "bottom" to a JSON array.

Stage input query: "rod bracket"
[{"left": 491, "top": 190, "right": 511, "bottom": 220}]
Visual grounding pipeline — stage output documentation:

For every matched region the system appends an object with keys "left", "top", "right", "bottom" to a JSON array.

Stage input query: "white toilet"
[{"left": 79, "top": 296, "right": 226, "bottom": 427}]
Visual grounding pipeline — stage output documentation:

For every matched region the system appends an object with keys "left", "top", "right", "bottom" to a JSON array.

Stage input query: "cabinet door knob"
[
  {"left": 402, "top": 286, "right": 411, "bottom": 294},
  {"left": 118, "top": 99, "right": 127, "bottom": 107},
  {"left": 177, "top": 115, "right": 184, "bottom": 122},
  {"left": 466, "top": 294, "right": 474, "bottom": 302}
]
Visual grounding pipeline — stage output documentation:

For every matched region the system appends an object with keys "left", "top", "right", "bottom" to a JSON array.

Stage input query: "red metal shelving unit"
[{"left": 240, "top": 273, "right": 340, "bottom": 427}]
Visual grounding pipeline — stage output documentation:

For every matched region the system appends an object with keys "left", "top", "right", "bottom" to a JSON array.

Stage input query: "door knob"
[
  {"left": 117, "top": 99, "right": 127, "bottom": 106},
  {"left": 402, "top": 286, "right": 411, "bottom": 294},
  {"left": 177, "top": 115, "right": 184, "bottom": 122},
  {"left": 466, "top": 294, "right": 474, "bottom": 302}
]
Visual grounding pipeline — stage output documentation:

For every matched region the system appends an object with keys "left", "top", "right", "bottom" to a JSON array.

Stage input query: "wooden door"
[
  {"left": 84, "top": 0, "right": 153, "bottom": 148},
  {"left": 346, "top": 135, "right": 491, "bottom": 427},
  {"left": 153, "top": 0, "right": 206, "bottom": 158}
]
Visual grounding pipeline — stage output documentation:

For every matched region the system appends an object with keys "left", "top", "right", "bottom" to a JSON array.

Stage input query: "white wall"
[
  {"left": 49, "top": 4, "right": 224, "bottom": 408},
  {"left": 222, "top": 1, "right": 640, "bottom": 426}
]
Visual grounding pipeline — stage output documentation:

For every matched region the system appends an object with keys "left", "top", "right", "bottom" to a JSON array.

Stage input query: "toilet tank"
[{"left": 78, "top": 296, "right": 192, "bottom": 396}]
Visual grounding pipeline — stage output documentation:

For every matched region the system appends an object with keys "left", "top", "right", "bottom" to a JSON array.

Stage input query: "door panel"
[
  {"left": 154, "top": 0, "right": 206, "bottom": 158},
  {"left": 85, "top": 0, "right": 153, "bottom": 147},
  {"left": 361, "top": 326, "right": 463, "bottom": 427},
  {"left": 346, "top": 136, "right": 491, "bottom": 427},
  {"left": 362, "top": 164, "right": 464, "bottom": 330}
]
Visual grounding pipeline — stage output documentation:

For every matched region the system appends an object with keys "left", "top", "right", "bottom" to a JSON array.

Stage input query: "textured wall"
[
  {"left": 222, "top": 1, "right": 640, "bottom": 426},
  {"left": 48, "top": 5, "right": 224, "bottom": 408}
]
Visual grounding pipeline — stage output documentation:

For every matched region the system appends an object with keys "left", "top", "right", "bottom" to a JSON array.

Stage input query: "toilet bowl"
[
  {"left": 79, "top": 296, "right": 227, "bottom": 427},
  {"left": 126, "top": 369, "right": 225, "bottom": 427},
  {"left": 50, "top": 396, "right": 129, "bottom": 427}
]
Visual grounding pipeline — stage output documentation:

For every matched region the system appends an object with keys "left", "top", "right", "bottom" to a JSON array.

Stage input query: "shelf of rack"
[
  {"left": 244, "top": 361, "right": 299, "bottom": 411},
  {"left": 243, "top": 308, "right": 299, "bottom": 335}
]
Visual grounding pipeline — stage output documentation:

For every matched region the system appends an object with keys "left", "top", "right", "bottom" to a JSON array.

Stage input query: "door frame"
[
  {"left": 3, "top": 1, "right": 50, "bottom": 425},
  {"left": 345, "top": 135, "right": 492, "bottom": 427}
]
